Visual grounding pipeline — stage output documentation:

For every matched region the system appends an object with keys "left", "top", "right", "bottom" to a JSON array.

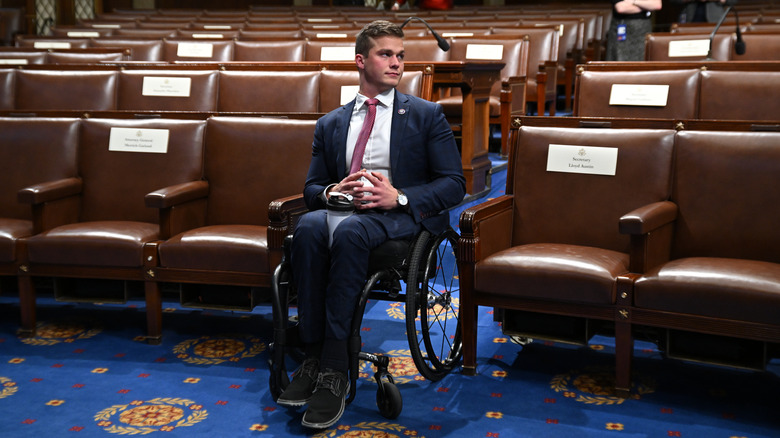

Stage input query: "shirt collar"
[{"left": 355, "top": 88, "right": 394, "bottom": 109}]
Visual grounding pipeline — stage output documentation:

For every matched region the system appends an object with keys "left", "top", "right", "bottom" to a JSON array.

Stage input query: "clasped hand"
[{"left": 329, "top": 169, "right": 399, "bottom": 211}]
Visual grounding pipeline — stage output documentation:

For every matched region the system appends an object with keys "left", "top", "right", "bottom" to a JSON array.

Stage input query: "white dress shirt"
[{"left": 346, "top": 89, "right": 395, "bottom": 184}]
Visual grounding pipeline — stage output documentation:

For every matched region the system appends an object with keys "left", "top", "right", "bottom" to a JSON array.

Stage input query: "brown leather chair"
[
  {"left": 143, "top": 117, "right": 316, "bottom": 340},
  {"left": 0, "top": 50, "right": 46, "bottom": 65},
  {"left": 176, "top": 29, "right": 241, "bottom": 39},
  {"left": 0, "top": 118, "right": 79, "bottom": 288},
  {"left": 644, "top": 32, "right": 732, "bottom": 61},
  {"left": 627, "top": 130, "right": 780, "bottom": 372},
  {"left": 17, "top": 118, "right": 207, "bottom": 341},
  {"left": 14, "top": 70, "right": 118, "bottom": 111},
  {"left": 437, "top": 36, "right": 528, "bottom": 156},
  {"left": 491, "top": 27, "right": 560, "bottom": 117},
  {"left": 736, "top": 33, "right": 780, "bottom": 61},
  {"left": 45, "top": 50, "right": 128, "bottom": 64},
  {"left": 304, "top": 40, "right": 355, "bottom": 61},
  {"left": 114, "top": 28, "right": 178, "bottom": 39},
  {"left": 218, "top": 70, "right": 320, "bottom": 113},
  {"left": 0, "top": 69, "right": 15, "bottom": 110},
  {"left": 14, "top": 37, "right": 91, "bottom": 49},
  {"left": 699, "top": 70, "right": 780, "bottom": 120},
  {"left": 91, "top": 38, "right": 166, "bottom": 61},
  {"left": 459, "top": 120, "right": 676, "bottom": 394},
  {"left": 162, "top": 39, "right": 235, "bottom": 62},
  {"left": 237, "top": 29, "right": 304, "bottom": 39},
  {"left": 117, "top": 69, "right": 219, "bottom": 112},
  {"left": 574, "top": 69, "right": 701, "bottom": 119},
  {"left": 233, "top": 40, "right": 306, "bottom": 61}
]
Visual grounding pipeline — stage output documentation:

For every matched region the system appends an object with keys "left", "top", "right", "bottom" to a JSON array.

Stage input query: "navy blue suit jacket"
[{"left": 302, "top": 90, "right": 466, "bottom": 235}]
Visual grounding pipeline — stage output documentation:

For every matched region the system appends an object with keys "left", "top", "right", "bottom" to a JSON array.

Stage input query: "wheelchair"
[{"left": 268, "top": 227, "right": 462, "bottom": 419}]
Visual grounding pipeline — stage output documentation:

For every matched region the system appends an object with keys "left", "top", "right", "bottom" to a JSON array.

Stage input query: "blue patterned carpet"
[{"left": 1, "top": 157, "right": 778, "bottom": 437}]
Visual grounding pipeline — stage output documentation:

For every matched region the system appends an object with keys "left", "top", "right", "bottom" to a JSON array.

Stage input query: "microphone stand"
[
  {"left": 705, "top": 1, "right": 746, "bottom": 60},
  {"left": 705, "top": 4, "right": 732, "bottom": 61},
  {"left": 400, "top": 16, "right": 450, "bottom": 52}
]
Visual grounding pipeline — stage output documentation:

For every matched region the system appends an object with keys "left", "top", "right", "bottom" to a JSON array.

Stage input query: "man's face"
[{"left": 356, "top": 35, "right": 404, "bottom": 97}]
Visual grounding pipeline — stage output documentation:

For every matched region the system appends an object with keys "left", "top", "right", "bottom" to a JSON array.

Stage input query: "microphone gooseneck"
[
  {"left": 706, "top": 2, "right": 746, "bottom": 60},
  {"left": 400, "top": 16, "right": 450, "bottom": 52},
  {"left": 734, "top": 9, "right": 746, "bottom": 56}
]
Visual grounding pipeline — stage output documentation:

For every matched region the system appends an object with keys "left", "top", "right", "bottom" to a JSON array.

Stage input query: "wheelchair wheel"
[
  {"left": 375, "top": 372, "right": 402, "bottom": 420},
  {"left": 405, "top": 228, "right": 463, "bottom": 381}
]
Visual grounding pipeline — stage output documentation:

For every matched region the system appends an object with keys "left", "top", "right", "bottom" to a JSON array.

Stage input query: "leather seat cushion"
[
  {"left": 438, "top": 95, "right": 500, "bottom": 117},
  {"left": 26, "top": 221, "right": 158, "bottom": 267},
  {"left": 159, "top": 225, "right": 269, "bottom": 273},
  {"left": 475, "top": 243, "right": 629, "bottom": 305},
  {"left": 0, "top": 218, "right": 33, "bottom": 263},
  {"left": 634, "top": 257, "right": 780, "bottom": 325}
]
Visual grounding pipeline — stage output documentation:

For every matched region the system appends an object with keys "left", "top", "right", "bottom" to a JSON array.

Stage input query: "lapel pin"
[{"left": 398, "top": 109, "right": 406, "bottom": 115}]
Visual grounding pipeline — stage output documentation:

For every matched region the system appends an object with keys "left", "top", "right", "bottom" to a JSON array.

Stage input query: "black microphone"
[
  {"left": 400, "top": 16, "right": 450, "bottom": 52},
  {"left": 706, "top": 2, "right": 746, "bottom": 60}
]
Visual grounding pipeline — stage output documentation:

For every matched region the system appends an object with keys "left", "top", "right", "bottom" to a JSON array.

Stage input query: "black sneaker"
[
  {"left": 277, "top": 357, "right": 319, "bottom": 407},
  {"left": 301, "top": 369, "right": 350, "bottom": 429}
]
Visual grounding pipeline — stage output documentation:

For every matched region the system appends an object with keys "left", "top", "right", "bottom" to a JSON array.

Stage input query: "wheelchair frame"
[{"left": 268, "top": 228, "right": 462, "bottom": 419}]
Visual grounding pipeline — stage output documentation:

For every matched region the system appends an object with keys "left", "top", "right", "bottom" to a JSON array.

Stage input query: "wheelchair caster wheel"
[{"left": 375, "top": 373, "right": 402, "bottom": 419}]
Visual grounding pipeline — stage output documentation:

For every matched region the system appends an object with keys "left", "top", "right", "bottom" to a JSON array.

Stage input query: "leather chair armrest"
[
  {"left": 268, "top": 194, "right": 308, "bottom": 269},
  {"left": 502, "top": 75, "right": 527, "bottom": 115},
  {"left": 146, "top": 180, "right": 209, "bottom": 240},
  {"left": 145, "top": 180, "right": 209, "bottom": 209},
  {"left": 619, "top": 201, "right": 677, "bottom": 235},
  {"left": 17, "top": 177, "right": 82, "bottom": 205},
  {"left": 18, "top": 177, "right": 83, "bottom": 234},
  {"left": 268, "top": 195, "right": 308, "bottom": 250},
  {"left": 619, "top": 201, "right": 678, "bottom": 274},
  {"left": 458, "top": 194, "right": 514, "bottom": 264}
]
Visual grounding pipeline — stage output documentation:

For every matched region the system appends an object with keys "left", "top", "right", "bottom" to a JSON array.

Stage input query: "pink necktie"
[{"left": 349, "top": 98, "right": 380, "bottom": 174}]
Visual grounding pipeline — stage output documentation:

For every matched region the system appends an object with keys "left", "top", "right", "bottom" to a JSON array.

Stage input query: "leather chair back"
[
  {"left": 162, "top": 39, "right": 234, "bottom": 62},
  {"left": 203, "top": 117, "right": 317, "bottom": 226},
  {"left": 78, "top": 118, "right": 206, "bottom": 223},
  {"left": 15, "top": 70, "right": 118, "bottom": 111},
  {"left": 509, "top": 126, "right": 676, "bottom": 252},
  {"left": 671, "top": 130, "right": 780, "bottom": 263},
  {"left": 575, "top": 69, "right": 700, "bottom": 119},
  {"left": 304, "top": 40, "right": 355, "bottom": 61},
  {"left": 0, "top": 118, "right": 79, "bottom": 220},
  {"left": 117, "top": 69, "right": 219, "bottom": 112},
  {"left": 699, "top": 70, "right": 780, "bottom": 120},
  {"left": 0, "top": 69, "right": 14, "bottom": 110},
  {"left": 91, "top": 38, "right": 165, "bottom": 61},
  {"left": 645, "top": 33, "right": 732, "bottom": 61},
  {"left": 218, "top": 70, "right": 320, "bottom": 113},
  {"left": 233, "top": 40, "right": 306, "bottom": 61}
]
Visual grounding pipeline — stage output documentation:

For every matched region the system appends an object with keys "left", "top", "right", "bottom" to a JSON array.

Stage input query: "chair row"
[
  {"left": 574, "top": 61, "right": 780, "bottom": 121},
  {"left": 0, "top": 47, "right": 132, "bottom": 65},
  {"left": 645, "top": 32, "right": 780, "bottom": 61},
  {"left": 0, "top": 60, "right": 503, "bottom": 195},
  {"left": 458, "top": 116, "right": 780, "bottom": 395},
  {"left": 0, "top": 115, "right": 316, "bottom": 343},
  {"left": 0, "top": 63, "right": 429, "bottom": 114}
]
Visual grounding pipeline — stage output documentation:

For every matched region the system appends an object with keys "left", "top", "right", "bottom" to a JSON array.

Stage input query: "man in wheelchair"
[{"left": 275, "top": 20, "right": 466, "bottom": 429}]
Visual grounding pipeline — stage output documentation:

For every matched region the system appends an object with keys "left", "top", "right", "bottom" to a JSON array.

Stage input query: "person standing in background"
[
  {"left": 673, "top": 0, "right": 728, "bottom": 23},
  {"left": 606, "top": 0, "right": 663, "bottom": 61}
]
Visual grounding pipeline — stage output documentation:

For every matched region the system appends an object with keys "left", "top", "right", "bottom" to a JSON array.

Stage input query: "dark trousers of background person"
[{"left": 606, "top": 17, "right": 653, "bottom": 61}]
